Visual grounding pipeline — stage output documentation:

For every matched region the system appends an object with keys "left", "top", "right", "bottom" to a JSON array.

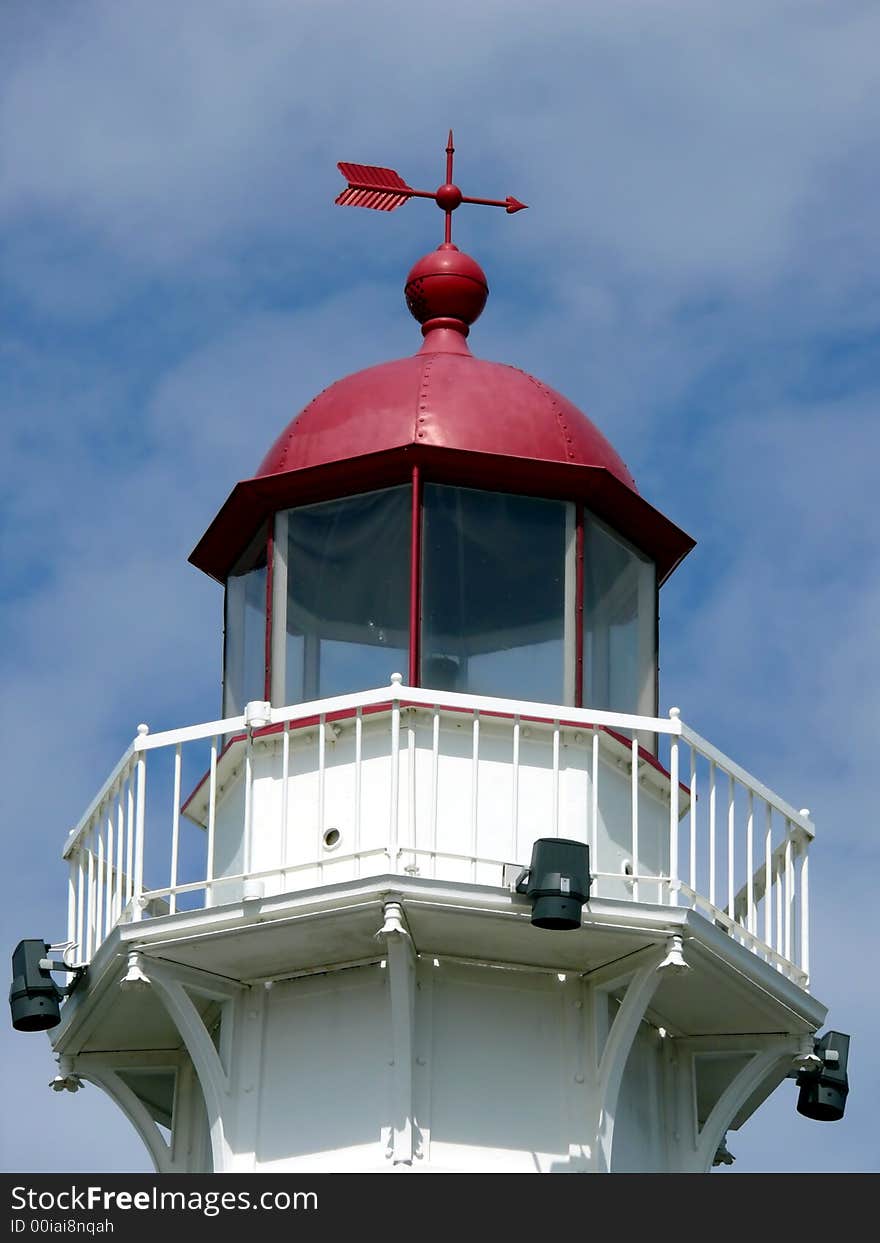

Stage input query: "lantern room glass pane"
[
  {"left": 223, "top": 540, "right": 268, "bottom": 717},
  {"left": 421, "top": 485, "right": 569, "bottom": 703},
  {"left": 281, "top": 487, "right": 411, "bottom": 703},
  {"left": 583, "top": 518, "right": 656, "bottom": 716}
]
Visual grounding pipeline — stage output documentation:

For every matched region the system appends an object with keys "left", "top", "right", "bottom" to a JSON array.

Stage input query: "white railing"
[{"left": 62, "top": 678, "right": 814, "bottom": 986}]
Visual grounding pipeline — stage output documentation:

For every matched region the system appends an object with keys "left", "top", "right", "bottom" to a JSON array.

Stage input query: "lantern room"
[{"left": 192, "top": 243, "right": 694, "bottom": 725}]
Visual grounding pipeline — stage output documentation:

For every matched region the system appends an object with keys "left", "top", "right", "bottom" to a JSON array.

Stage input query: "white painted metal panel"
[
  {"left": 426, "top": 963, "right": 569, "bottom": 1169},
  {"left": 256, "top": 966, "right": 389, "bottom": 1170}
]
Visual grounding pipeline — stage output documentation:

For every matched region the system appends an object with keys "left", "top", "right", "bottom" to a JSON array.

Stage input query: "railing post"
[
  {"left": 115, "top": 785, "right": 125, "bottom": 923},
  {"left": 280, "top": 723, "right": 290, "bottom": 886},
  {"left": 630, "top": 735, "right": 640, "bottom": 902},
  {"left": 746, "top": 791, "right": 755, "bottom": 936},
  {"left": 591, "top": 729, "right": 599, "bottom": 893},
  {"left": 317, "top": 714, "right": 326, "bottom": 882},
  {"left": 67, "top": 852, "right": 77, "bottom": 949},
  {"left": 775, "top": 851, "right": 783, "bottom": 964},
  {"left": 242, "top": 700, "right": 270, "bottom": 899},
  {"left": 552, "top": 720, "right": 561, "bottom": 839},
  {"left": 784, "top": 825, "right": 794, "bottom": 963},
  {"left": 104, "top": 806, "right": 114, "bottom": 937},
  {"left": 76, "top": 850, "right": 85, "bottom": 965},
  {"left": 355, "top": 709, "right": 364, "bottom": 877},
  {"left": 798, "top": 811, "right": 811, "bottom": 983},
  {"left": 86, "top": 819, "right": 96, "bottom": 956},
  {"left": 132, "top": 725, "right": 149, "bottom": 923},
  {"left": 95, "top": 817, "right": 105, "bottom": 949},
  {"left": 511, "top": 715, "right": 520, "bottom": 866},
  {"left": 688, "top": 747, "right": 697, "bottom": 898},
  {"left": 169, "top": 742, "right": 182, "bottom": 915},
  {"left": 727, "top": 773, "right": 736, "bottom": 920},
  {"left": 708, "top": 761, "right": 717, "bottom": 909},
  {"left": 390, "top": 674, "right": 402, "bottom": 867},
  {"left": 243, "top": 731, "right": 254, "bottom": 880},
  {"left": 125, "top": 772, "right": 134, "bottom": 907},
  {"left": 471, "top": 711, "right": 480, "bottom": 881},
  {"left": 430, "top": 705, "right": 440, "bottom": 879},
  {"left": 764, "top": 804, "right": 773, "bottom": 951},
  {"left": 206, "top": 736, "right": 218, "bottom": 896},
  {"left": 408, "top": 709, "right": 417, "bottom": 873},
  {"left": 668, "top": 709, "right": 680, "bottom": 906}
]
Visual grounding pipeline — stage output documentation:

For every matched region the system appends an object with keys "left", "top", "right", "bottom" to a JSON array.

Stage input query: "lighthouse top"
[{"left": 189, "top": 134, "right": 694, "bottom": 585}]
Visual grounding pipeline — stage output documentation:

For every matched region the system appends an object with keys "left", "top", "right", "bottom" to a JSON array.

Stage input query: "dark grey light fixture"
[
  {"left": 10, "top": 940, "right": 62, "bottom": 1032},
  {"left": 9, "top": 940, "right": 83, "bottom": 1033},
  {"left": 516, "top": 838, "right": 591, "bottom": 930},
  {"left": 796, "top": 1031, "right": 851, "bottom": 1122}
]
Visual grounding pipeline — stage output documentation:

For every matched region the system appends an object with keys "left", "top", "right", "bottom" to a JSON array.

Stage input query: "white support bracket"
[
  {"left": 129, "top": 955, "right": 243, "bottom": 1174},
  {"left": 77, "top": 1062, "right": 173, "bottom": 1174},
  {"left": 376, "top": 899, "right": 417, "bottom": 1166},
  {"left": 592, "top": 950, "right": 665, "bottom": 1172},
  {"left": 690, "top": 1040, "right": 797, "bottom": 1172}
]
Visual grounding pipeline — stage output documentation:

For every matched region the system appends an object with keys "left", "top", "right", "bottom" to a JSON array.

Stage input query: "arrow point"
[{"left": 506, "top": 197, "right": 527, "bottom": 214}]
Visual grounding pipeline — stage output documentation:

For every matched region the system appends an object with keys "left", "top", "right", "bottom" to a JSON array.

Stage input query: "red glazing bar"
[
  {"left": 264, "top": 524, "right": 274, "bottom": 702},
  {"left": 409, "top": 464, "right": 422, "bottom": 685},
  {"left": 575, "top": 503, "right": 585, "bottom": 708}
]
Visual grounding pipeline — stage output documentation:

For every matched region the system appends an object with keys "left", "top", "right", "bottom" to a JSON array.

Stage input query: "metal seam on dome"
[
  {"left": 267, "top": 372, "right": 358, "bottom": 471},
  {"left": 505, "top": 365, "right": 575, "bottom": 462},
  {"left": 416, "top": 353, "right": 435, "bottom": 440},
  {"left": 285, "top": 383, "right": 331, "bottom": 444},
  {"left": 497, "top": 362, "right": 635, "bottom": 482}
]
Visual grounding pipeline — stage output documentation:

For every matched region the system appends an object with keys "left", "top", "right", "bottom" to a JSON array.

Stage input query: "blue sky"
[{"left": 2, "top": 0, "right": 878, "bottom": 1173}]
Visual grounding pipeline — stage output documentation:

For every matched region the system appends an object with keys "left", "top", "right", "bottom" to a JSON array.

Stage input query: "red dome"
[
  {"left": 257, "top": 342, "right": 637, "bottom": 490},
  {"left": 191, "top": 303, "right": 694, "bottom": 588}
]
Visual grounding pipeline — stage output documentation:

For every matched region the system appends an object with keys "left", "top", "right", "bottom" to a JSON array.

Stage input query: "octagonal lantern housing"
[{"left": 191, "top": 326, "right": 694, "bottom": 723}]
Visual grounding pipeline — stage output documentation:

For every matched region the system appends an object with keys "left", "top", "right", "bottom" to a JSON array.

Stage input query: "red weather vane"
[{"left": 335, "top": 130, "right": 526, "bottom": 244}]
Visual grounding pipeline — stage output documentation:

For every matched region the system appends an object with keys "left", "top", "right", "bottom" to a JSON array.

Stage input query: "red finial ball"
[
  {"left": 405, "top": 243, "right": 489, "bottom": 332},
  {"left": 435, "top": 182, "right": 463, "bottom": 212}
]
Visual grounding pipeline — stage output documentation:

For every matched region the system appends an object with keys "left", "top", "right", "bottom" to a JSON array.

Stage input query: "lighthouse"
[{"left": 11, "top": 137, "right": 848, "bottom": 1174}]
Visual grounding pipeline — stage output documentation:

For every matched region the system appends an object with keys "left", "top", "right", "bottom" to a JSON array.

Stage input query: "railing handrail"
[
  {"left": 63, "top": 742, "right": 136, "bottom": 860},
  {"left": 678, "top": 722, "right": 814, "bottom": 836},
  {"left": 133, "top": 681, "right": 684, "bottom": 758}
]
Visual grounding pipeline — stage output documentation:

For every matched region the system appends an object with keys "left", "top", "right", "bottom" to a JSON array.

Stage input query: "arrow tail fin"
[
  {"left": 335, "top": 187, "right": 409, "bottom": 211},
  {"left": 337, "top": 162, "right": 408, "bottom": 189},
  {"left": 336, "top": 162, "right": 412, "bottom": 211}
]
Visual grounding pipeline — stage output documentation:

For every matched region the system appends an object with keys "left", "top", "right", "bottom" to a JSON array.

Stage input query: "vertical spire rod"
[{"left": 444, "top": 130, "right": 455, "bottom": 244}]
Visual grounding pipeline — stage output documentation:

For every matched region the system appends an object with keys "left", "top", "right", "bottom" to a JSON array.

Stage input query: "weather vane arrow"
[{"left": 335, "top": 130, "right": 526, "bottom": 244}]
